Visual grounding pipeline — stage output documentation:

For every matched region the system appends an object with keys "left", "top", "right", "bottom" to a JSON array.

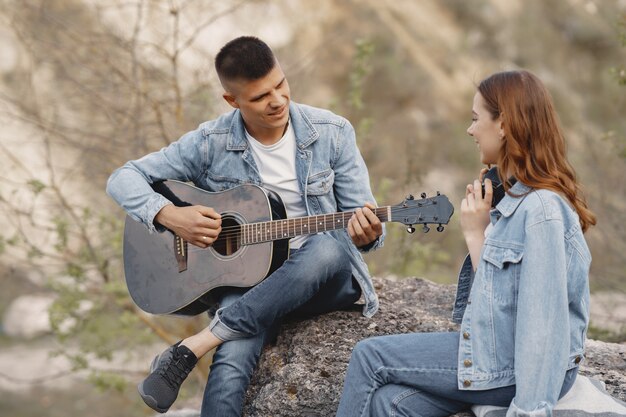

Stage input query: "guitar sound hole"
[{"left": 213, "top": 216, "right": 241, "bottom": 257}]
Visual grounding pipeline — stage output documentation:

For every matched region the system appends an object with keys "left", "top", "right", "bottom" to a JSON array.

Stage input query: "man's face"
[{"left": 223, "top": 64, "right": 291, "bottom": 142}]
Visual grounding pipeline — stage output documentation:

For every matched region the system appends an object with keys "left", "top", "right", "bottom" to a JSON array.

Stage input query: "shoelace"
[{"left": 157, "top": 351, "right": 192, "bottom": 390}]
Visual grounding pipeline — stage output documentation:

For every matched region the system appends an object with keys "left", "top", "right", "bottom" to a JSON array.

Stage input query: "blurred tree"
[{"left": 0, "top": 0, "right": 247, "bottom": 391}]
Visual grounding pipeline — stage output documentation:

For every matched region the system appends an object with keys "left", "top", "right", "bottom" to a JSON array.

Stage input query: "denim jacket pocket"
[
  {"left": 307, "top": 169, "right": 335, "bottom": 196},
  {"left": 482, "top": 242, "right": 524, "bottom": 269},
  {"left": 204, "top": 170, "right": 246, "bottom": 191},
  {"left": 481, "top": 241, "right": 524, "bottom": 304}
]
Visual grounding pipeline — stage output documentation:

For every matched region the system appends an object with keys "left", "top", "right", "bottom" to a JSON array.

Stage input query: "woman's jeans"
[
  {"left": 201, "top": 234, "right": 361, "bottom": 417},
  {"left": 336, "top": 332, "right": 578, "bottom": 417}
]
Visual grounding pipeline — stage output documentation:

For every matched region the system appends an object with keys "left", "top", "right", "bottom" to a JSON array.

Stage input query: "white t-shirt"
[{"left": 245, "top": 122, "right": 309, "bottom": 248}]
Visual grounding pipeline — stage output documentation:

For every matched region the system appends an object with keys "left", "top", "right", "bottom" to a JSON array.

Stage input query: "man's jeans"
[
  {"left": 336, "top": 332, "right": 578, "bottom": 417},
  {"left": 201, "top": 234, "right": 360, "bottom": 417}
]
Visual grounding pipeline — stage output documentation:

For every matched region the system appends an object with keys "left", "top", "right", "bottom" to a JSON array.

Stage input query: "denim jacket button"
[
  {"left": 574, "top": 355, "right": 582, "bottom": 364},
  {"left": 464, "top": 359, "right": 472, "bottom": 367},
  {"left": 463, "top": 332, "right": 470, "bottom": 339},
  {"left": 463, "top": 379, "right": 471, "bottom": 387}
]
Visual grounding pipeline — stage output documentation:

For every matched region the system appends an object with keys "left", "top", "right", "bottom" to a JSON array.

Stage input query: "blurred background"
[{"left": 0, "top": 0, "right": 624, "bottom": 415}]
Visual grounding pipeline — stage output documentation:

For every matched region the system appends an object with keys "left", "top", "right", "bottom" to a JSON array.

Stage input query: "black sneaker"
[{"left": 137, "top": 341, "right": 198, "bottom": 413}]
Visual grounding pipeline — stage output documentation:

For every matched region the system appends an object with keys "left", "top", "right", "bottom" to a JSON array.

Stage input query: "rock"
[
  {"left": 240, "top": 277, "right": 626, "bottom": 417},
  {"left": 157, "top": 277, "right": 626, "bottom": 417},
  {"left": 2, "top": 294, "right": 54, "bottom": 339},
  {"left": 579, "top": 339, "right": 626, "bottom": 400}
]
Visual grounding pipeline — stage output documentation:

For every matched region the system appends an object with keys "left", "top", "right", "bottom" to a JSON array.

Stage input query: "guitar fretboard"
[{"left": 241, "top": 207, "right": 391, "bottom": 245}]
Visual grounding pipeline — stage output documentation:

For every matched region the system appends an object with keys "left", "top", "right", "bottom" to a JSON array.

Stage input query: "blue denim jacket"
[
  {"left": 106, "top": 102, "right": 385, "bottom": 317},
  {"left": 452, "top": 181, "right": 591, "bottom": 416}
]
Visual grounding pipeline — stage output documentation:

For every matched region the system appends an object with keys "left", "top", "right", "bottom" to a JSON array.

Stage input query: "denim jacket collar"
[
  {"left": 226, "top": 102, "right": 319, "bottom": 151},
  {"left": 494, "top": 181, "right": 533, "bottom": 218}
]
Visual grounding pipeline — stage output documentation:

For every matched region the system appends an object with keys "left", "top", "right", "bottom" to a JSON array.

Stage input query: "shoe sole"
[{"left": 138, "top": 381, "right": 169, "bottom": 413}]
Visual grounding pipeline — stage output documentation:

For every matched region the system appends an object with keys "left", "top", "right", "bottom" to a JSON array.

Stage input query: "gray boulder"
[
  {"left": 241, "top": 277, "right": 626, "bottom": 417},
  {"left": 159, "top": 277, "right": 626, "bottom": 417}
]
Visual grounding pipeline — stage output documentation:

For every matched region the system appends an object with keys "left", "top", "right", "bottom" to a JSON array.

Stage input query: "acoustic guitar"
[{"left": 123, "top": 180, "right": 454, "bottom": 315}]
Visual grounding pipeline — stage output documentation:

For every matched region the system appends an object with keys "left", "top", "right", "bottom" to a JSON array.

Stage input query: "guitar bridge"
[{"left": 174, "top": 235, "right": 188, "bottom": 273}]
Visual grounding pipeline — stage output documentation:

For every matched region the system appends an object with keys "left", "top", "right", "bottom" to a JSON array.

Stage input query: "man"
[{"left": 106, "top": 36, "right": 384, "bottom": 416}]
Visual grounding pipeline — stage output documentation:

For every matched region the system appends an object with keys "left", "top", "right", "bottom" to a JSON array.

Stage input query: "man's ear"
[{"left": 223, "top": 93, "right": 239, "bottom": 109}]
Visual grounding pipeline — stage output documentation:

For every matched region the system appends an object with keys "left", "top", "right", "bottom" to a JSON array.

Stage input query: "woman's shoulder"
[{"left": 517, "top": 188, "right": 578, "bottom": 227}]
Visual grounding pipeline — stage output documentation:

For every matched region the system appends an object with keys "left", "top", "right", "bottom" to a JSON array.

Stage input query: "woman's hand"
[{"left": 460, "top": 169, "right": 493, "bottom": 270}]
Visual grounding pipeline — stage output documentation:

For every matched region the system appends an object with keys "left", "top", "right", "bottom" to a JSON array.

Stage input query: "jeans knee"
[
  {"left": 303, "top": 235, "right": 350, "bottom": 273},
  {"left": 351, "top": 338, "right": 378, "bottom": 366}
]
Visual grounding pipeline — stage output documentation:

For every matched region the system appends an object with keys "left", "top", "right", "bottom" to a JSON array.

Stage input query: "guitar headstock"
[{"left": 390, "top": 192, "right": 454, "bottom": 233}]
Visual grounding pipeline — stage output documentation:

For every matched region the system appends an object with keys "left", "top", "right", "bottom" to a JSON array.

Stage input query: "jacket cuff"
[{"left": 143, "top": 196, "right": 173, "bottom": 233}]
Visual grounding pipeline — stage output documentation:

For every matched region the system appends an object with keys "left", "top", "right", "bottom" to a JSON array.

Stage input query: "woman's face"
[{"left": 466, "top": 92, "right": 503, "bottom": 165}]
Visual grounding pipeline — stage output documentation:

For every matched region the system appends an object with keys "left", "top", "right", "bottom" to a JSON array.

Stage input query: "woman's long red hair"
[{"left": 478, "top": 70, "right": 596, "bottom": 231}]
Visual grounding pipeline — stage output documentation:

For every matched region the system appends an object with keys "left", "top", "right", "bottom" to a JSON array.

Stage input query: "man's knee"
[{"left": 302, "top": 234, "right": 351, "bottom": 272}]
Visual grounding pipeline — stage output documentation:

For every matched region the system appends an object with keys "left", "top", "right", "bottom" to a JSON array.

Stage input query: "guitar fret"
[{"left": 270, "top": 221, "right": 273, "bottom": 240}]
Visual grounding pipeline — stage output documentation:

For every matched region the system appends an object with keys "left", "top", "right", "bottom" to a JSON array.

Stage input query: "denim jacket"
[
  {"left": 452, "top": 181, "right": 591, "bottom": 417},
  {"left": 106, "top": 102, "right": 385, "bottom": 317}
]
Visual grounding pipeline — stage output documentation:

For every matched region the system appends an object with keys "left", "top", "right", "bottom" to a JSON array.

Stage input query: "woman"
[{"left": 336, "top": 70, "right": 596, "bottom": 417}]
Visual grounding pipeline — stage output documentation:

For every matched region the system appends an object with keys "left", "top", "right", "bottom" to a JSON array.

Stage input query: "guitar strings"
[
  {"left": 200, "top": 204, "right": 439, "bottom": 239},
  {"left": 179, "top": 204, "right": 443, "bottom": 248}
]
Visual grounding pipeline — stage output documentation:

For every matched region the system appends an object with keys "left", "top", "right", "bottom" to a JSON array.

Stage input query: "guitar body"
[{"left": 123, "top": 180, "right": 289, "bottom": 315}]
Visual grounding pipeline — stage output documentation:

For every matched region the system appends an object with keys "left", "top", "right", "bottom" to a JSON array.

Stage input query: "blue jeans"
[
  {"left": 201, "top": 234, "right": 360, "bottom": 417},
  {"left": 336, "top": 332, "right": 578, "bottom": 417}
]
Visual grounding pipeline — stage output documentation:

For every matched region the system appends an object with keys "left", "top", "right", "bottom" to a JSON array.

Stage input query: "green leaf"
[
  {"left": 88, "top": 371, "right": 128, "bottom": 393},
  {"left": 27, "top": 179, "right": 46, "bottom": 195}
]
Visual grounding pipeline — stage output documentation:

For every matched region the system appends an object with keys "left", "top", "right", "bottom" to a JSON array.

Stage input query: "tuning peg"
[
  {"left": 406, "top": 194, "right": 414, "bottom": 200},
  {"left": 437, "top": 224, "right": 444, "bottom": 232},
  {"left": 422, "top": 225, "right": 430, "bottom": 233},
  {"left": 420, "top": 192, "right": 427, "bottom": 199},
  {"left": 406, "top": 225, "right": 415, "bottom": 234},
  {"left": 436, "top": 191, "right": 441, "bottom": 196}
]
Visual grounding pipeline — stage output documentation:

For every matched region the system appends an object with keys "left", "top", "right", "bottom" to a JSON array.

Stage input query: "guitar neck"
[{"left": 241, "top": 207, "right": 392, "bottom": 245}]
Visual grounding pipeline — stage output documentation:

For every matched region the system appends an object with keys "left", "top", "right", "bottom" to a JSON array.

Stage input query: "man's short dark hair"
[{"left": 215, "top": 36, "right": 276, "bottom": 82}]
